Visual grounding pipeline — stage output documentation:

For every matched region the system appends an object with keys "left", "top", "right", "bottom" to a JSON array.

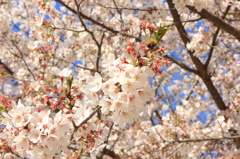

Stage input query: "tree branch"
[
  {"left": 205, "top": 3, "right": 232, "bottom": 67},
  {"left": 166, "top": 0, "right": 228, "bottom": 110},
  {"left": 185, "top": 78, "right": 198, "bottom": 100},
  {"left": 54, "top": 0, "right": 118, "bottom": 34},
  {"left": 0, "top": 59, "right": 13, "bottom": 76},
  {"left": 11, "top": 42, "right": 36, "bottom": 81},
  {"left": 187, "top": 5, "right": 240, "bottom": 42},
  {"left": 129, "top": 135, "right": 240, "bottom": 152},
  {"left": 164, "top": 55, "right": 199, "bottom": 75},
  {"left": 70, "top": 106, "right": 102, "bottom": 141}
]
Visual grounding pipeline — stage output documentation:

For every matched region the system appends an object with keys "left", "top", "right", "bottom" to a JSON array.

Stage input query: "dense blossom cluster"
[
  {"left": 0, "top": 0, "right": 240, "bottom": 158},
  {"left": 1, "top": 101, "right": 72, "bottom": 158},
  {"left": 100, "top": 57, "right": 155, "bottom": 126}
]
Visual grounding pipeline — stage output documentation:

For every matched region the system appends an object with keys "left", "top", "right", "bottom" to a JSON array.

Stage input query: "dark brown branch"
[
  {"left": 98, "top": 123, "right": 118, "bottom": 159},
  {"left": 96, "top": 2, "right": 155, "bottom": 11},
  {"left": 98, "top": 130, "right": 121, "bottom": 159},
  {"left": 96, "top": 32, "right": 105, "bottom": 73},
  {"left": 205, "top": 3, "right": 232, "bottom": 67},
  {"left": 166, "top": 17, "right": 203, "bottom": 27},
  {"left": 168, "top": 136, "right": 240, "bottom": 143},
  {"left": 167, "top": 0, "right": 228, "bottom": 110},
  {"left": 54, "top": 0, "right": 118, "bottom": 34},
  {"left": 74, "top": 0, "right": 100, "bottom": 47},
  {"left": 78, "top": 106, "right": 101, "bottom": 128},
  {"left": 225, "top": 18, "right": 240, "bottom": 21},
  {"left": 129, "top": 135, "right": 240, "bottom": 152},
  {"left": 164, "top": 55, "right": 199, "bottom": 75},
  {"left": 74, "top": 0, "right": 104, "bottom": 74},
  {"left": 0, "top": 60, "right": 13, "bottom": 75},
  {"left": 98, "top": 147, "right": 119, "bottom": 159},
  {"left": 186, "top": 5, "right": 240, "bottom": 42},
  {"left": 112, "top": 0, "right": 124, "bottom": 24},
  {"left": 70, "top": 106, "right": 102, "bottom": 141},
  {"left": 105, "top": 123, "right": 114, "bottom": 144},
  {"left": 9, "top": 148, "right": 24, "bottom": 159}
]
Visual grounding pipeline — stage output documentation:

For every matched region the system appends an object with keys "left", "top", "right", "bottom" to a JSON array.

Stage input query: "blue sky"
[{"left": 9, "top": 0, "right": 225, "bottom": 125}]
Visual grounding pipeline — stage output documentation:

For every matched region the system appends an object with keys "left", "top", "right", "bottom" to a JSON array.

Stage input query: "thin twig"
[
  {"left": 11, "top": 41, "right": 36, "bottom": 81},
  {"left": 70, "top": 106, "right": 102, "bottom": 141},
  {"left": 185, "top": 78, "right": 198, "bottom": 100},
  {"left": 164, "top": 55, "right": 199, "bottom": 75},
  {"left": 54, "top": 0, "right": 118, "bottom": 34}
]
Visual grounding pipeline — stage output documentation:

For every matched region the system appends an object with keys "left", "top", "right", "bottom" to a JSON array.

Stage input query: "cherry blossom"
[
  {"left": 0, "top": 0, "right": 240, "bottom": 158},
  {"left": 52, "top": 67, "right": 72, "bottom": 78},
  {"left": 84, "top": 72, "right": 103, "bottom": 93}
]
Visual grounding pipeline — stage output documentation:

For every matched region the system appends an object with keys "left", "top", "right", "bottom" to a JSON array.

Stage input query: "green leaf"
[
  {"left": 0, "top": 105, "right": 6, "bottom": 113},
  {"left": 66, "top": 76, "right": 74, "bottom": 92},
  {"left": 154, "top": 25, "right": 170, "bottom": 43}
]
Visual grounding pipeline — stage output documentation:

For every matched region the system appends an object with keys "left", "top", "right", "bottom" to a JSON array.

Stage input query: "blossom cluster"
[
  {"left": 1, "top": 101, "right": 72, "bottom": 158},
  {"left": 0, "top": 0, "right": 239, "bottom": 158},
  {"left": 100, "top": 58, "right": 155, "bottom": 126},
  {"left": 0, "top": 99, "right": 109, "bottom": 158}
]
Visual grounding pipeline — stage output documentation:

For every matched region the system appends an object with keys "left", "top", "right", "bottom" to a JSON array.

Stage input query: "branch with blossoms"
[
  {"left": 0, "top": 145, "right": 25, "bottom": 159},
  {"left": 53, "top": 55, "right": 96, "bottom": 72},
  {"left": 186, "top": 4, "right": 240, "bottom": 42},
  {"left": 167, "top": 0, "right": 228, "bottom": 111},
  {"left": 0, "top": 60, "right": 13, "bottom": 76},
  {"left": 74, "top": 0, "right": 105, "bottom": 74},
  {"left": 164, "top": 54, "right": 199, "bottom": 75},
  {"left": 51, "top": 26, "right": 85, "bottom": 33},
  {"left": 11, "top": 41, "right": 36, "bottom": 81},
  {"left": 221, "top": 40, "right": 240, "bottom": 54},
  {"left": 205, "top": 3, "right": 232, "bottom": 67},
  {"left": 71, "top": 106, "right": 102, "bottom": 139},
  {"left": 139, "top": 135, "right": 240, "bottom": 146},
  {"left": 184, "top": 78, "right": 198, "bottom": 101},
  {"left": 97, "top": 123, "right": 120, "bottom": 159},
  {"left": 96, "top": 2, "right": 158, "bottom": 12},
  {"left": 165, "top": 17, "right": 203, "bottom": 27},
  {"left": 0, "top": 0, "right": 239, "bottom": 158},
  {"left": 54, "top": 0, "right": 119, "bottom": 34}
]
